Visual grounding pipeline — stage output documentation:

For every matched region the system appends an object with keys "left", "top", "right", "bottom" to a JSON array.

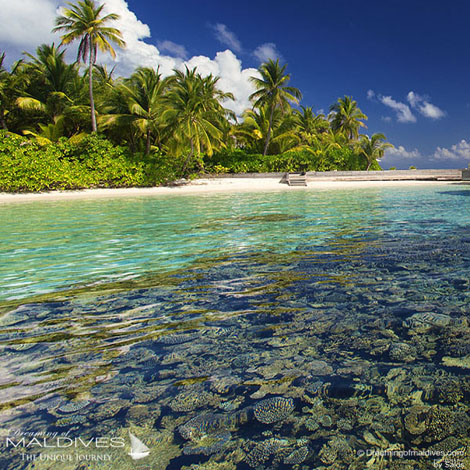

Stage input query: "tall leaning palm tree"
[
  {"left": 358, "top": 133, "right": 394, "bottom": 170},
  {"left": 329, "top": 95, "right": 367, "bottom": 142},
  {"left": 53, "top": 0, "right": 125, "bottom": 132},
  {"left": 249, "top": 59, "right": 302, "bottom": 156}
]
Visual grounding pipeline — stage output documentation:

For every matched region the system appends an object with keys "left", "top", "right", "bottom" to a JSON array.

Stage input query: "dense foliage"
[
  {"left": 0, "top": 0, "right": 393, "bottom": 192},
  {"left": 205, "top": 148, "right": 381, "bottom": 174},
  {"left": 0, "top": 131, "right": 181, "bottom": 191}
]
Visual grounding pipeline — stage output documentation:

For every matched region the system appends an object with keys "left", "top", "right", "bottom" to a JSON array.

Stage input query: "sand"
[{"left": 0, "top": 178, "right": 463, "bottom": 203}]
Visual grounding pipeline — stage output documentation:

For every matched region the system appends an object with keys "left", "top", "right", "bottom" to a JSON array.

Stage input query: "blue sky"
[{"left": 1, "top": 0, "right": 470, "bottom": 168}]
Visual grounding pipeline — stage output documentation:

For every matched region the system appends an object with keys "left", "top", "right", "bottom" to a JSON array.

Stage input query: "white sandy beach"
[{"left": 0, "top": 178, "right": 464, "bottom": 203}]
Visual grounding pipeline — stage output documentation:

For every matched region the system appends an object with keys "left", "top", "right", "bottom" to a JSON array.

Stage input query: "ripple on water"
[{"left": 1, "top": 187, "right": 470, "bottom": 469}]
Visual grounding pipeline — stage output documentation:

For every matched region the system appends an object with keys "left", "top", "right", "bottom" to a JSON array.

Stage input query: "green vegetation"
[
  {"left": 0, "top": 131, "right": 179, "bottom": 191},
  {"left": 0, "top": 0, "right": 394, "bottom": 192},
  {"left": 53, "top": 0, "right": 126, "bottom": 132}
]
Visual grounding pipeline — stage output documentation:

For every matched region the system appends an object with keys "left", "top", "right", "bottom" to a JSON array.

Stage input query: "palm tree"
[
  {"left": 0, "top": 53, "right": 10, "bottom": 129},
  {"left": 163, "top": 67, "right": 232, "bottom": 175},
  {"left": 237, "top": 106, "right": 299, "bottom": 154},
  {"left": 249, "top": 59, "right": 302, "bottom": 156},
  {"left": 0, "top": 53, "right": 26, "bottom": 130},
  {"left": 18, "top": 44, "right": 79, "bottom": 116},
  {"left": 329, "top": 96, "right": 367, "bottom": 141},
  {"left": 358, "top": 133, "right": 393, "bottom": 170},
  {"left": 293, "top": 106, "right": 329, "bottom": 146},
  {"left": 16, "top": 44, "right": 89, "bottom": 138},
  {"left": 101, "top": 67, "right": 171, "bottom": 155},
  {"left": 53, "top": 0, "right": 125, "bottom": 132}
]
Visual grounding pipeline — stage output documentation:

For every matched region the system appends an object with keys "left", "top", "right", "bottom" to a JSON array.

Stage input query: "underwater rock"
[
  {"left": 209, "top": 375, "right": 240, "bottom": 394},
  {"left": 161, "top": 352, "right": 185, "bottom": 364},
  {"left": 133, "top": 385, "right": 165, "bottom": 403},
  {"left": 182, "top": 462, "right": 237, "bottom": 470},
  {"left": 307, "top": 360, "right": 333, "bottom": 376},
  {"left": 372, "top": 413, "right": 398, "bottom": 435},
  {"left": 57, "top": 400, "right": 90, "bottom": 414},
  {"left": 305, "top": 380, "right": 325, "bottom": 396},
  {"left": 219, "top": 396, "right": 244, "bottom": 412},
  {"left": 93, "top": 399, "right": 128, "bottom": 420},
  {"left": 55, "top": 414, "right": 87, "bottom": 427},
  {"left": 389, "top": 342, "right": 416, "bottom": 362},
  {"left": 442, "top": 355, "right": 470, "bottom": 369},
  {"left": 428, "top": 436, "right": 464, "bottom": 454},
  {"left": 319, "top": 437, "right": 353, "bottom": 466},
  {"left": 158, "top": 332, "right": 199, "bottom": 345},
  {"left": 404, "top": 405, "right": 429, "bottom": 435},
  {"left": 283, "top": 446, "right": 309, "bottom": 464},
  {"left": 319, "top": 414, "right": 333, "bottom": 428},
  {"left": 244, "top": 438, "right": 288, "bottom": 467},
  {"left": 425, "top": 406, "right": 470, "bottom": 442},
  {"left": 318, "top": 441, "right": 338, "bottom": 465},
  {"left": 183, "top": 431, "right": 231, "bottom": 456},
  {"left": 35, "top": 396, "right": 64, "bottom": 411},
  {"left": 179, "top": 408, "right": 251, "bottom": 440},
  {"left": 178, "top": 413, "right": 223, "bottom": 440},
  {"left": 170, "top": 388, "right": 218, "bottom": 412},
  {"left": 363, "top": 430, "right": 389, "bottom": 448},
  {"left": 126, "top": 404, "right": 161, "bottom": 427},
  {"left": 305, "top": 417, "right": 320, "bottom": 431},
  {"left": 337, "top": 418, "right": 354, "bottom": 432},
  {"left": 253, "top": 397, "right": 294, "bottom": 424},
  {"left": 434, "top": 377, "right": 464, "bottom": 404},
  {"left": 404, "top": 312, "right": 451, "bottom": 333}
]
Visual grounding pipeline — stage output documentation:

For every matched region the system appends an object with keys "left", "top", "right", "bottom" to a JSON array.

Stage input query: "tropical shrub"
[
  {"left": 0, "top": 131, "right": 180, "bottom": 191},
  {"left": 205, "top": 147, "right": 381, "bottom": 173}
]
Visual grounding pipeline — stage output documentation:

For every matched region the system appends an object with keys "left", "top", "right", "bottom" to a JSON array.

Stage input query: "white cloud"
[
  {"left": 1, "top": 0, "right": 260, "bottom": 116},
  {"left": 0, "top": 0, "right": 59, "bottom": 50},
  {"left": 407, "top": 91, "right": 445, "bottom": 119},
  {"left": 98, "top": 0, "right": 180, "bottom": 76},
  {"left": 99, "top": 0, "right": 258, "bottom": 115},
  {"left": 406, "top": 91, "right": 420, "bottom": 108},
  {"left": 186, "top": 50, "right": 259, "bottom": 116},
  {"left": 212, "top": 24, "right": 242, "bottom": 53},
  {"left": 383, "top": 139, "right": 470, "bottom": 168},
  {"left": 253, "top": 43, "right": 282, "bottom": 63},
  {"left": 384, "top": 145, "right": 422, "bottom": 160},
  {"left": 156, "top": 40, "right": 188, "bottom": 59},
  {"left": 373, "top": 91, "right": 445, "bottom": 124},
  {"left": 104, "top": 1, "right": 261, "bottom": 116},
  {"left": 419, "top": 102, "right": 445, "bottom": 119},
  {"left": 379, "top": 96, "right": 416, "bottom": 123},
  {"left": 432, "top": 140, "right": 470, "bottom": 160}
]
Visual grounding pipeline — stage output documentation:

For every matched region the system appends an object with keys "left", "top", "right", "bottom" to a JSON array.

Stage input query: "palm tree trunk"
[
  {"left": 181, "top": 138, "right": 194, "bottom": 176},
  {"left": 88, "top": 41, "right": 97, "bottom": 133},
  {"left": 0, "top": 109, "right": 7, "bottom": 130},
  {"left": 146, "top": 129, "right": 151, "bottom": 156},
  {"left": 263, "top": 105, "right": 275, "bottom": 156},
  {"left": 366, "top": 161, "right": 371, "bottom": 171}
]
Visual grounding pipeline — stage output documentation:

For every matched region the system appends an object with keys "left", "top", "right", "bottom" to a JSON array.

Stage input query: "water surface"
[{"left": 1, "top": 185, "right": 470, "bottom": 469}]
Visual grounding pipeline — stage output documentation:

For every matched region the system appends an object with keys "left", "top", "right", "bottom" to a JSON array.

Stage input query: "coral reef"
[{"left": 253, "top": 397, "right": 295, "bottom": 424}]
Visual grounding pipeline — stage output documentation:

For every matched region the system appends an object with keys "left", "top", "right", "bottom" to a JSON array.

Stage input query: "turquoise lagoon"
[{"left": 1, "top": 184, "right": 470, "bottom": 469}]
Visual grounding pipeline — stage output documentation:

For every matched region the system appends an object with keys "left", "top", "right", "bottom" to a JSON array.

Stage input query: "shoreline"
[{"left": 0, "top": 178, "right": 467, "bottom": 203}]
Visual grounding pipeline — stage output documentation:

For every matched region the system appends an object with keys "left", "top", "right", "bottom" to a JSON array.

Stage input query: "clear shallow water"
[
  {"left": 1, "top": 185, "right": 470, "bottom": 470},
  {"left": 1, "top": 186, "right": 469, "bottom": 302}
]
